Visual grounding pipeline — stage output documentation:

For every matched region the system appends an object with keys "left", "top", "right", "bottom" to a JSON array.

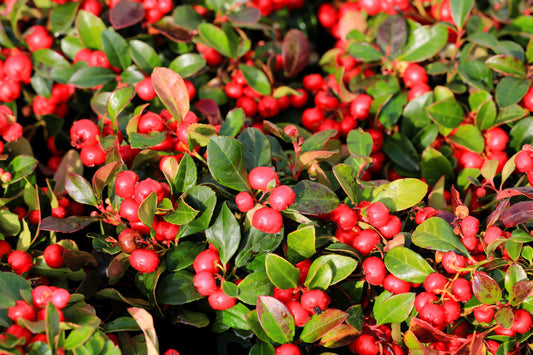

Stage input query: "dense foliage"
[{"left": 0, "top": 0, "right": 532, "bottom": 354}]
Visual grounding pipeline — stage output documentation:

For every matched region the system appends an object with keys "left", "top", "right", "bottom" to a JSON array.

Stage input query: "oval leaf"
[
  {"left": 256, "top": 296, "right": 295, "bottom": 344},
  {"left": 65, "top": 173, "right": 98, "bottom": 206},
  {"left": 291, "top": 180, "right": 339, "bottom": 215},
  {"left": 151, "top": 67, "right": 189, "bottom": 123},
  {"left": 372, "top": 178, "right": 428, "bottom": 211},
  {"left": 472, "top": 272, "right": 502, "bottom": 305},
  {"left": 397, "top": 24, "right": 448, "bottom": 62},
  {"left": 374, "top": 292, "right": 415, "bottom": 325},
  {"left": 384, "top": 247, "right": 434, "bottom": 283},
  {"left": 300, "top": 309, "right": 348, "bottom": 343},
  {"left": 282, "top": 29, "right": 311, "bottom": 78},
  {"left": 412, "top": 217, "right": 470, "bottom": 257},
  {"left": 207, "top": 136, "right": 250, "bottom": 192},
  {"left": 239, "top": 64, "right": 271, "bottom": 96},
  {"left": 265, "top": 254, "right": 300, "bottom": 290}
]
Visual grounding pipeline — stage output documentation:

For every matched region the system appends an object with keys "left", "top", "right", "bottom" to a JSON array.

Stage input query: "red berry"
[
  {"left": 138, "top": 112, "right": 165, "bottom": 134},
  {"left": 0, "top": 78, "right": 21, "bottom": 102},
  {"left": 224, "top": 82, "right": 243, "bottom": 99},
  {"left": 252, "top": 207, "right": 283, "bottom": 234},
  {"left": 302, "top": 74, "right": 324, "bottom": 92},
  {"left": 32, "top": 285, "right": 54, "bottom": 309},
  {"left": 289, "top": 88, "right": 309, "bottom": 108},
  {"left": 442, "top": 299, "right": 461, "bottom": 323},
  {"left": 377, "top": 215, "right": 402, "bottom": 239},
  {"left": 235, "top": 191, "right": 255, "bottom": 212},
  {"left": 257, "top": 96, "right": 280, "bottom": 118},
  {"left": 383, "top": 274, "right": 411, "bottom": 294},
  {"left": 460, "top": 151, "right": 484, "bottom": 169},
  {"left": 451, "top": 278, "right": 472, "bottom": 302},
  {"left": 424, "top": 272, "right": 448, "bottom": 294},
  {"left": 365, "top": 202, "right": 389, "bottom": 228},
  {"left": 362, "top": 256, "right": 386, "bottom": 286},
  {"left": 414, "top": 292, "right": 438, "bottom": 313},
  {"left": 4, "top": 53, "right": 33, "bottom": 84},
  {"left": 349, "top": 334, "right": 379, "bottom": 355},
  {"left": 208, "top": 289, "right": 236, "bottom": 310},
  {"left": 6, "top": 324, "right": 32, "bottom": 345},
  {"left": 510, "top": 309, "right": 532, "bottom": 334},
  {"left": 236, "top": 96, "right": 258, "bottom": 117},
  {"left": 330, "top": 203, "right": 357, "bottom": 230},
  {"left": 461, "top": 216, "right": 479, "bottom": 238},
  {"left": 193, "top": 271, "right": 218, "bottom": 296},
  {"left": 296, "top": 259, "right": 312, "bottom": 285},
  {"left": 419, "top": 303, "right": 445, "bottom": 327},
  {"left": 43, "top": 244, "right": 65, "bottom": 268},
  {"left": 441, "top": 251, "right": 466, "bottom": 274},
  {"left": 248, "top": 167, "right": 279, "bottom": 191},
  {"left": 484, "top": 127, "right": 508, "bottom": 151},
  {"left": 154, "top": 220, "right": 179, "bottom": 242},
  {"left": 135, "top": 77, "right": 157, "bottom": 101},
  {"left": 70, "top": 119, "right": 99, "bottom": 149},
  {"left": 193, "top": 249, "right": 220, "bottom": 274},
  {"left": 301, "top": 107, "right": 326, "bottom": 131},
  {"left": 0, "top": 240, "right": 12, "bottom": 258},
  {"left": 268, "top": 185, "right": 296, "bottom": 211},
  {"left": 484, "top": 225, "right": 503, "bottom": 245},
  {"left": 365, "top": 128, "right": 383, "bottom": 153},
  {"left": 118, "top": 228, "right": 142, "bottom": 254},
  {"left": 115, "top": 170, "right": 139, "bottom": 199},
  {"left": 314, "top": 91, "right": 339, "bottom": 111},
  {"left": 523, "top": 87, "right": 533, "bottom": 111},
  {"left": 8, "top": 250, "right": 33, "bottom": 274},
  {"left": 408, "top": 83, "right": 431, "bottom": 101},
  {"left": 403, "top": 63, "right": 428, "bottom": 88},
  {"left": 80, "top": 144, "right": 106, "bottom": 167},
  {"left": 473, "top": 304, "right": 494, "bottom": 323},
  {"left": 275, "top": 343, "right": 301, "bottom": 355},
  {"left": 285, "top": 301, "right": 310, "bottom": 327},
  {"left": 129, "top": 248, "right": 160, "bottom": 273},
  {"left": 119, "top": 197, "right": 141, "bottom": 223},
  {"left": 317, "top": 3, "right": 337, "bottom": 28},
  {"left": 300, "top": 289, "right": 331, "bottom": 314},
  {"left": 515, "top": 150, "right": 533, "bottom": 172},
  {"left": 273, "top": 287, "right": 301, "bottom": 303},
  {"left": 50, "top": 287, "right": 71, "bottom": 309},
  {"left": 8, "top": 300, "right": 36, "bottom": 322},
  {"left": 134, "top": 178, "right": 164, "bottom": 204},
  {"left": 350, "top": 94, "right": 373, "bottom": 120},
  {"left": 352, "top": 229, "right": 380, "bottom": 256}
]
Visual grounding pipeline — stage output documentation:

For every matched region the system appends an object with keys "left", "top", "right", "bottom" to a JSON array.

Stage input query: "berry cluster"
[
  {"left": 192, "top": 246, "right": 237, "bottom": 311},
  {"left": 236, "top": 166, "right": 295, "bottom": 235}
]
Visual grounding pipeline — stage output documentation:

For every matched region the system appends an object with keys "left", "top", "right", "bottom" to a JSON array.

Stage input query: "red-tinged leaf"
[
  {"left": 403, "top": 330, "right": 431, "bottom": 354},
  {"left": 472, "top": 273, "right": 502, "bottom": 305},
  {"left": 63, "top": 249, "right": 98, "bottom": 271},
  {"left": 65, "top": 172, "right": 98, "bottom": 206},
  {"left": 92, "top": 161, "right": 122, "bottom": 201},
  {"left": 282, "top": 29, "right": 311, "bottom": 78},
  {"left": 497, "top": 186, "right": 533, "bottom": 200},
  {"left": 297, "top": 151, "right": 337, "bottom": 170},
  {"left": 300, "top": 309, "right": 348, "bottom": 343},
  {"left": 151, "top": 67, "right": 189, "bottom": 123},
  {"left": 409, "top": 317, "right": 461, "bottom": 344},
  {"left": 337, "top": 10, "right": 367, "bottom": 40},
  {"left": 486, "top": 199, "right": 510, "bottom": 227},
  {"left": 494, "top": 306, "right": 514, "bottom": 329},
  {"left": 319, "top": 323, "right": 359, "bottom": 348},
  {"left": 227, "top": 6, "right": 261, "bottom": 25},
  {"left": 256, "top": 296, "right": 295, "bottom": 344},
  {"left": 110, "top": 0, "right": 144, "bottom": 29},
  {"left": 128, "top": 307, "right": 159, "bottom": 355},
  {"left": 40, "top": 216, "right": 97, "bottom": 233},
  {"left": 456, "top": 332, "right": 486, "bottom": 355},
  {"left": 148, "top": 17, "right": 194, "bottom": 43},
  {"left": 194, "top": 99, "right": 222, "bottom": 125},
  {"left": 108, "top": 253, "right": 129, "bottom": 285},
  {"left": 509, "top": 280, "right": 533, "bottom": 306},
  {"left": 500, "top": 201, "right": 533, "bottom": 227}
]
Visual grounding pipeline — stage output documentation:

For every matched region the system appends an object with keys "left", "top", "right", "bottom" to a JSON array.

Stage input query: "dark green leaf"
[
  {"left": 305, "top": 255, "right": 357, "bottom": 290},
  {"left": 64, "top": 326, "right": 95, "bottom": 350},
  {"left": 265, "top": 254, "right": 300, "bottom": 290},
  {"left": 412, "top": 217, "right": 470, "bottom": 257},
  {"left": 65, "top": 173, "right": 97, "bottom": 206},
  {"left": 172, "top": 5, "right": 204, "bottom": 30},
  {"left": 238, "top": 271, "right": 274, "bottom": 305},
  {"left": 51, "top": 2, "right": 80, "bottom": 34},
  {"left": 300, "top": 309, "right": 348, "bottom": 343},
  {"left": 384, "top": 247, "right": 434, "bottom": 283},
  {"left": 234, "top": 228, "right": 283, "bottom": 268},
  {"left": 102, "top": 28, "right": 132, "bottom": 70},
  {"left": 76, "top": 10, "right": 105, "bottom": 49},
  {"left": 347, "top": 129, "right": 373, "bottom": 158},
  {"left": 220, "top": 302, "right": 250, "bottom": 330},
  {"left": 239, "top": 64, "right": 271, "bottom": 96},
  {"left": 256, "top": 296, "right": 294, "bottom": 344},
  {"left": 450, "top": 124, "right": 484, "bottom": 153},
  {"left": 130, "top": 40, "right": 162, "bottom": 75},
  {"left": 457, "top": 60, "right": 493, "bottom": 91},
  {"left": 107, "top": 86, "right": 134, "bottom": 123},
  {"left": 179, "top": 185, "right": 217, "bottom": 237},
  {"left": 173, "top": 153, "right": 197, "bottom": 195},
  {"left": 165, "top": 241, "right": 204, "bottom": 272},
  {"left": 486, "top": 55, "right": 526, "bottom": 78},
  {"left": 379, "top": 93, "right": 408, "bottom": 129},
  {"left": 129, "top": 132, "right": 167, "bottom": 149},
  {"left": 397, "top": 24, "right": 448, "bottom": 62},
  {"left": 450, "top": 0, "right": 474, "bottom": 29},
  {"left": 347, "top": 43, "right": 382, "bottom": 62},
  {"left": 249, "top": 342, "right": 275, "bottom": 355},
  {"left": 468, "top": 31, "right": 498, "bottom": 48},
  {"left": 246, "top": 310, "right": 274, "bottom": 343},
  {"left": 420, "top": 147, "right": 455, "bottom": 187},
  {"left": 7, "top": 155, "right": 38, "bottom": 183},
  {"left": 155, "top": 271, "right": 202, "bottom": 305},
  {"left": 495, "top": 104, "right": 527, "bottom": 126},
  {"left": 373, "top": 292, "right": 415, "bottom": 325},
  {"left": 169, "top": 53, "right": 206, "bottom": 78},
  {"left": 220, "top": 108, "right": 244, "bottom": 138},
  {"left": 475, "top": 100, "right": 497, "bottom": 130},
  {"left": 198, "top": 23, "right": 232, "bottom": 58},
  {"left": 495, "top": 76, "right": 529, "bottom": 107},
  {"left": 372, "top": 178, "right": 428, "bottom": 211},
  {"left": 237, "top": 127, "right": 272, "bottom": 171},
  {"left": 69, "top": 66, "right": 115, "bottom": 88},
  {"left": 164, "top": 199, "right": 198, "bottom": 225},
  {"left": 45, "top": 302, "right": 60, "bottom": 349},
  {"left": 301, "top": 129, "right": 336, "bottom": 154},
  {"left": 205, "top": 202, "right": 240, "bottom": 265},
  {"left": 207, "top": 136, "right": 250, "bottom": 192},
  {"left": 291, "top": 180, "right": 339, "bottom": 215},
  {"left": 382, "top": 133, "right": 420, "bottom": 173},
  {"left": 332, "top": 164, "right": 358, "bottom": 204},
  {"left": 427, "top": 100, "right": 464, "bottom": 130}
]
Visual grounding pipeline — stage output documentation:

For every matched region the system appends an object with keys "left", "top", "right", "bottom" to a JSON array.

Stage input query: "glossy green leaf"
[
  {"left": 305, "top": 255, "right": 357, "bottom": 290},
  {"left": 301, "top": 129, "right": 337, "bottom": 154},
  {"left": 347, "top": 42, "right": 382, "bottom": 62},
  {"left": 102, "top": 28, "right": 132, "bottom": 70},
  {"left": 45, "top": 302, "right": 60, "bottom": 349},
  {"left": 347, "top": 129, "right": 373, "bottom": 158},
  {"left": 237, "top": 127, "right": 272, "bottom": 171},
  {"left": 485, "top": 54, "right": 526, "bottom": 78},
  {"left": 509, "top": 280, "right": 533, "bottom": 307},
  {"left": 495, "top": 76, "right": 529, "bottom": 107},
  {"left": 129, "top": 132, "right": 166, "bottom": 149},
  {"left": 265, "top": 254, "right": 300, "bottom": 290},
  {"left": 374, "top": 292, "right": 415, "bottom": 325},
  {"left": 205, "top": 202, "right": 240, "bottom": 265},
  {"left": 165, "top": 241, "right": 204, "bottom": 272},
  {"left": 65, "top": 173, "right": 97, "bottom": 206},
  {"left": 164, "top": 199, "right": 198, "bottom": 225},
  {"left": 179, "top": 185, "right": 217, "bottom": 237},
  {"left": 256, "top": 296, "right": 295, "bottom": 344},
  {"left": 291, "top": 180, "right": 339, "bottom": 215},
  {"left": 412, "top": 217, "right": 470, "bottom": 257},
  {"left": 64, "top": 326, "right": 95, "bottom": 350},
  {"left": 207, "top": 136, "right": 250, "bottom": 192},
  {"left": 198, "top": 23, "right": 232, "bottom": 58},
  {"left": 450, "top": 124, "right": 484, "bottom": 153},
  {"left": 76, "top": 10, "right": 105, "bottom": 49},
  {"left": 220, "top": 108, "right": 244, "bottom": 138},
  {"left": 239, "top": 64, "right": 271, "bottom": 96},
  {"left": 69, "top": 66, "right": 115, "bottom": 88},
  {"left": 107, "top": 86, "right": 134, "bottom": 124},
  {"left": 421, "top": 147, "right": 454, "bottom": 187},
  {"left": 332, "top": 164, "right": 358, "bottom": 204},
  {"left": 300, "top": 309, "right": 348, "bottom": 343},
  {"left": 6, "top": 155, "right": 38, "bottom": 184},
  {"left": 472, "top": 273, "right": 502, "bottom": 305},
  {"left": 376, "top": 15, "right": 407, "bottom": 57},
  {"left": 137, "top": 192, "right": 157, "bottom": 230},
  {"left": 457, "top": 60, "right": 493, "bottom": 91},
  {"left": 238, "top": 271, "right": 274, "bottom": 305},
  {"left": 450, "top": 0, "right": 473, "bottom": 29},
  {"left": 475, "top": 100, "right": 497, "bottom": 130},
  {"left": 169, "top": 53, "right": 206, "bottom": 78},
  {"left": 155, "top": 271, "right": 202, "bottom": 305},
  {"left": 51, "top": 2, "right": 80, "bottom": 34},
  {"left": 234, "top": 228, "right": 283, "bottom": 268},
  {"left": 427, "top": 99, "right": 464, "bottom": 130},
  {"left": 249, "top": 342, "right": 275, "bottom": 355},
  {"left": 130, "top": 40, "right": 162, "bottom": 75},
  {"left": 385, "top": 247, "right": 434, "bottom": 283},
  {"left": 397, "top": 24, "right": 448, "bottom": 62},
  {"left": 287, "top": 225, "right": 316, "bottom": 263},
  {"left": 246, "top": 310, "right": 274, "bottom": 343},
  {"left": 173, "top": 153, "right": 197, "bottom": 195},
  {"left": 172, "top": 5, "right": 204, "bottom": 30},
  {"left": 505, "top": 263, "right": 527, "bottom": 293},
  {"left": 382, "top": 133, "right": 420, "bottom": 173},
  {"left": 372, "top": 178, "right": 428, "bottom": 211}
]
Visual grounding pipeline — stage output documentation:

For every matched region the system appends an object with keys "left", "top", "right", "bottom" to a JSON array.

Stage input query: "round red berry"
[
  {"left": 300, "top": 289, "right": 331, "bottom": 314},
  {"left": 235, "top": 191, "right": 255, "bottom": 212},
  {"left": 208, "top": 289, "right": 236, "bottom": 310},
  {"left": 8, "top": 250, "right": 33, "bottom": 274},
  {"left": 43, "top": 244, "right": 65, "bottom": 268},
  {"left": 275, "top": 343, "right": 301, "bottom": 355},
  {"left": 248, "top": 167, "right": 279, "bottom": 191},
  {"left": 383, "top": 274, "right": 411, "bottom": 294},
  {"left": 8, "top": 300, "right": 36, "bottom": 322},
  {"left": 129, "top": 248, "right": 160, "bottom": 274},
  {"left": 268, "top": 185, "right": 295, "bottom": 211},
  {"left": 193, "top": 249, "right": 220, "bottom": 274},
  {"left": 349, "top": 334, "right": 379, "bottom": 355},
  {"left": 193, "top": 271, "right": 218, "bottom": 296},
  {"left": 352, "top": 229, "right": 380, "bottom": 256},
  {"left": 135, "top": 77, "right": 157, "bottom": 101},
  {"left": 252, "top": 207, "right": 283, "bottom": 234},
  {"left": 70, "top": 119, "right": 99, "bottom": 149}
]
